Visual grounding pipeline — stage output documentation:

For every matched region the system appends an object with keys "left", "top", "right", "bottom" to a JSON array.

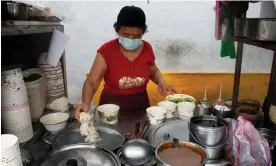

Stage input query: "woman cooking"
[{"left": 75, "top": 6, "right": 176, "bottom": 133}]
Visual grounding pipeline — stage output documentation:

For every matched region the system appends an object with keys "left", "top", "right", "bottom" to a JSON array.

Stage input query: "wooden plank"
[{"left": 235, "top": 37, "right": 276, "bottom": 51}]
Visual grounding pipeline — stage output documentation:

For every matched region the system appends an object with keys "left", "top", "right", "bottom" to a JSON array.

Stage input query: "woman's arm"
[
  {"left": 150, "top": 65, "right": 176, "bottom": 96},
  {"left": 150, "top": 65, "right": 165, "bottom": 85},
  {"left": 74, "top": 52, "right": 106, "bottom": 116},
  {"left": 82, "top": 52, "right": 106, "bottom": 106}
]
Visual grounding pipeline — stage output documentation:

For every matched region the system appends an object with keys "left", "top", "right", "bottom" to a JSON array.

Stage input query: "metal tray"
[
  {"left": 147, "top": 119, "right": 190, "bottom": 148},
  {"left": 46, "top": 121, "right": 126, "bottom": 151}
]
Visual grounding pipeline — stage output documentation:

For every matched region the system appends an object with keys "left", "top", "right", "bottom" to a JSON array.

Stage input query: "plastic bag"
[{"left": 226, "top": 117, "right": 271, "bottom": 166}]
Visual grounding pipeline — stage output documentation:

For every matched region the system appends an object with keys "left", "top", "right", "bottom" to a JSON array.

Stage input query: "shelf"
[
  {"left": 235, "top": 37, "right": 276, "bottom": 51},
  {"left": 1, "top": 21, "right": 63, "bottom": 36}
]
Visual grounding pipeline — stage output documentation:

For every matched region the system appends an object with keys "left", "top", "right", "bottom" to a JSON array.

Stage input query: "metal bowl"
[
  {"left": 257, "top": 128, "right": 276, "bottom": 151},
  {"left": 194, "top": 106, "right": 212, "bottom": 117},
  {"left": 190, "top": 116, "right": 227, "bottom": 146},
  {"left": 155, "top": 141, "right": 208, "bottom": 166},
  {"left": 6, "top": 2, "right": 30, "bottom": 20},
  {"left": 122, "top": 139, "right": 152, "bottom": 165}
]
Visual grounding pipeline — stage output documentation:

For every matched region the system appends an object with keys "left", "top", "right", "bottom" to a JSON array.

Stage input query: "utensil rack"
[
  {"left": 1, "top": 20, "right": 68, "bottom": 97},
  {"left": 1, "top": 21, "right": 68, "bottom": 144},
  {"left": 229, "top": 3, "right": 276, "bottom": 130}
]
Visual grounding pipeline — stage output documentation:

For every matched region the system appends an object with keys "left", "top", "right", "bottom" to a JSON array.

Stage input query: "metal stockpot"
[{"left": 190, "top": 116, "right": 227, "bottom": 146}]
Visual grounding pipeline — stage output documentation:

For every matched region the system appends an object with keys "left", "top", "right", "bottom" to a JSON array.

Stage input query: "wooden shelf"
[
  {"left": 1, "top": 21, "right": 63, "bottom": 36},
  {"left": 235, "top": 37, "right": 276, "bottom": 51}
]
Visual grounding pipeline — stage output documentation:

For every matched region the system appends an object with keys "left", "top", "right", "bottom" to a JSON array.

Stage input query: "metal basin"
[
  {"left": 189, "top": 128, "right": 226, "bottom": 160},
  {"left": 190, "top": 116, "right": 227, "bottom": 146},
  {"left": 155, "top": 141, "right": 208, "bottom": 166}
]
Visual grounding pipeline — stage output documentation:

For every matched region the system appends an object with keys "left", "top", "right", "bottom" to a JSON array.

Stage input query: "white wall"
[{"left": 25, "top": 1, "right": 274, "bottom": 103}]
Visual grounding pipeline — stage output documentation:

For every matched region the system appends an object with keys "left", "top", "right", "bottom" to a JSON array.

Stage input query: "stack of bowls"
[
  {"left": 157, "top": 101, "right": 177, "bottom": 119},
  {"left": 1, "top": 134, "right": 23, "bottom": 166},
  {"left": 23, "top": 68, "right": 46, "bottom": 122},
  {"left": 38, "top": 53, "right": 65, "bottom": 104},
  {"left": 146, "top": 106, "right": 166, "bottom": 125},
  {"left": 1, "top": 68, "right": 33, "bottom": 143},
  {"left": 177, "top": 101, "right": 196, "bottom": 120}
]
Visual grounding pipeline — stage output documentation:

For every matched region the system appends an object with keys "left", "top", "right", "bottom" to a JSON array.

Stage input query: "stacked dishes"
[
  {"left": 1, "top": 134, "right": 23, "bottom": 166},
  {"left": 1, "top": 68, "right": 33, "bottom": 143},
  {"left": 23, "top": 68, "right": 47, "bottom": 122},
  {"left": 38, "top": 53, "right": 65, "bottom": 104}
]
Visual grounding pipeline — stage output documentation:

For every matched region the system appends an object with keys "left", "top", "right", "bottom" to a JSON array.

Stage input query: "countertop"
[{"left": 23, "top": 111, "right": 232, "bottom": 165}]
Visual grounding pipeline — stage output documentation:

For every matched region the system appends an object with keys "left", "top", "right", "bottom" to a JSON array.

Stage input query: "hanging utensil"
[
  {"left": 140, "top": 121, "right": 150, "bottom": 139},
  {"left": 216, "top": 84, "right": 224, "bottom": 105},
  {"left": 202, "top": 85, "right": 208, "bottom": 102},
  {"left": 132, "top": 121, "right": 142, "bottom": 139},
  {"left": 173, "top": 138, "right": 180, "bottom": 148}
]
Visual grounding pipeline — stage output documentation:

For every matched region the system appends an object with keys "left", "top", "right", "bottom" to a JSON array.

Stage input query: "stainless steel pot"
[
  {"left": 34, "top": 144, "right": 120, "bottom": 166},
  {"left": 257, "top": 128, "right": 276, "bottom": 151},
  {"left": 245, "top": 18, "right": 276, "bottom": 41},
  {"left": 155, "top": 141, "right": 208, "bottom": 166},
  {"left": 6, "top": 2, "right": 30, "bottom": 20},
  {"left": 190, "top": 116, "right": 227, "bottom": 146},
  {"left": 194, "top": 106, "right": 212, "bottom": 117},
  {"left": 189, "top": 128, "right": 226, "bottom": 160}
]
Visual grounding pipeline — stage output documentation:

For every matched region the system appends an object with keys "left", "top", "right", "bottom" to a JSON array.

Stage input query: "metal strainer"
[{"left": 122, "top": 139, "right": 153, "bottom": 165}]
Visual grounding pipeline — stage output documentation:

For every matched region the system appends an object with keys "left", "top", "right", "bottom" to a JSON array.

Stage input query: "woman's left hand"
[{"left": 158, "top": 82, "right": 176, "bottom": 96}]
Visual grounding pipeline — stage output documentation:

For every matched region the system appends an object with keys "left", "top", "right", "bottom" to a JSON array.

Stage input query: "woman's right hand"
[{"left": 74, "top": 103, "right": 90, "bottom": 118}]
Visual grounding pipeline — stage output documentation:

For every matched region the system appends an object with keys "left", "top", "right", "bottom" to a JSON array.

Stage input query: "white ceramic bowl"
[
  {"left": 146, "top": 106, "right": 167, "bottom": 125},
  {"left": 157, "top": 101, "right": 177, "bottom": 119},
  {"left": 97, "top": 104, "right": 120, "bottom": 124},
  {"left": 177, "top": 102, "right": 196, "bottom": 118},
  {"left": 40, "top": 112, "right": 69, "bottom": 132}
]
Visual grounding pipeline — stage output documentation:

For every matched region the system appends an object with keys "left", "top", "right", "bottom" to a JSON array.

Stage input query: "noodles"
[{"left": 78, "top": 112, "right": 100, "bottom": 143}]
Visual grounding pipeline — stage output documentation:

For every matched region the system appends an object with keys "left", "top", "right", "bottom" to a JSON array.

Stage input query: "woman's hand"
[
  {"left": 158, "top": 82, "right": 176, "bottom": 96},
  {"left": 74, "top": 103, "right": 90, "bottom": 118}
]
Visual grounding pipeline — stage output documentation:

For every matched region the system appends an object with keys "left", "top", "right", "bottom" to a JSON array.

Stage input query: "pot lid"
[
  {"left": 148, "top": 119, "right": 190, "bottom": 148},
  {"left": 50, "top": 121, "right": 126, "bottom": 151},
  {"left": 35, "top": 144, "right": 120, "bottom": 166}
]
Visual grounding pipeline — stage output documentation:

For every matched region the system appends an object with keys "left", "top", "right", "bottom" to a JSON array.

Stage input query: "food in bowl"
[
  {"left": 40, "top": 112, "right": 69, "bottom": 132},
  {"left": 166, "top": 94, "right": 195, "bottom": 103},
  {"left": 156, "top": 141, "right": 208, "bottom": 166},
  {"left": 97, "top": 104, "right": 120, "bottom": 124}
]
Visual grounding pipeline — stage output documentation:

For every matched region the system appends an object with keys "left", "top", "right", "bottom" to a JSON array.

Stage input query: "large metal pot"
[
  {"left": 43, "top": 121, "right": 126, "bottom": 151},
  {"left": 245, "top": 18, "right": 276, "bottom": 41},
  {"left": 34, "top": 144, "right": 120, "bottom": 166},
  {"left": 6, "top": 2, "right": 30, "bottom": 20},
  {"left": 155, "top": 141, "right": 208, "bottom": 166},
  {"left": 190, "top": 116, "right": 227, "bottom": 146},
  {"left": 189, "top": 128, "right": 226, "bottom": 160}
]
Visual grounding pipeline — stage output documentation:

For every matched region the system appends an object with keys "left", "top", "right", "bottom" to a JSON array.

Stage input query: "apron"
[{"left": 99, "top": 90, "right": 150, "bottom": 136}]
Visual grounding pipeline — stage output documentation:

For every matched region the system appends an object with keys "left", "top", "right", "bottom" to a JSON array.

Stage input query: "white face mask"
[{"left": 119, "top": 36, "right": 142, "bottom": 50}]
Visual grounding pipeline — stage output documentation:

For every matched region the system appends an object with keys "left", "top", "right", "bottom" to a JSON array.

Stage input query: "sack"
[{"left": 226, "top": 116, "right": 271, "bottom": 166}]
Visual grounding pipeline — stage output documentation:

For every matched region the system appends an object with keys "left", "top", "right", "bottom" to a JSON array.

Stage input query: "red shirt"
[{"left": 97, "top": 39, "right": 155, "bottom": 94}]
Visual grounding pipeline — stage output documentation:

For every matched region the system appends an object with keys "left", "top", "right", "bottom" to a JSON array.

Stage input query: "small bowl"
[
  {"left": 97, "top": 104, "right": 120, "bottom": 124},
  {"left": 194, "top": 105, "right": 212, "bottom": 117},
  {"left": 236, "top": 106, "right": 261, "bottom": 125},
  {"left": 40, "top": 112, "right": 69, "bottom": 132},
  {"left": 122, "top": 139, "right": 152, "bottom": 165},
  {"left": 213, "top": 105, "right": 232, "bottom": 118},
  {"left": 239, "top": 99, "right": 260, "bottom": 111}
]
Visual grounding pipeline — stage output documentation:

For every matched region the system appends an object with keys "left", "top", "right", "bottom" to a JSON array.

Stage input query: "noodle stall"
[{"left": 1, "top": 1, "right": 276, "bottom": 166}]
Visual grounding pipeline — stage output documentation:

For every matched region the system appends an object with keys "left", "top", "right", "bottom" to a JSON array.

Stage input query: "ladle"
[{"left": 173, "top": 138, "right": 180, "bottom": 149}]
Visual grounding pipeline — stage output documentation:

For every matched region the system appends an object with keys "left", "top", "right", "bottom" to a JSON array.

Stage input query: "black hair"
[{"left": 114, "top": 6, "right": 147, "bottom": 33}]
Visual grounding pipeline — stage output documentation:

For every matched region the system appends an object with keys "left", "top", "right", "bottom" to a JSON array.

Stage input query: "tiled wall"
[{"left": 90, "top": 73, "right": 270, "bottom": 106}]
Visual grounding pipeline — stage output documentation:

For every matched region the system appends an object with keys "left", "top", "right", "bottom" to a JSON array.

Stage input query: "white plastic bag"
[{"left": 226, "top": 117, "right": 271, "bottom": 166}]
